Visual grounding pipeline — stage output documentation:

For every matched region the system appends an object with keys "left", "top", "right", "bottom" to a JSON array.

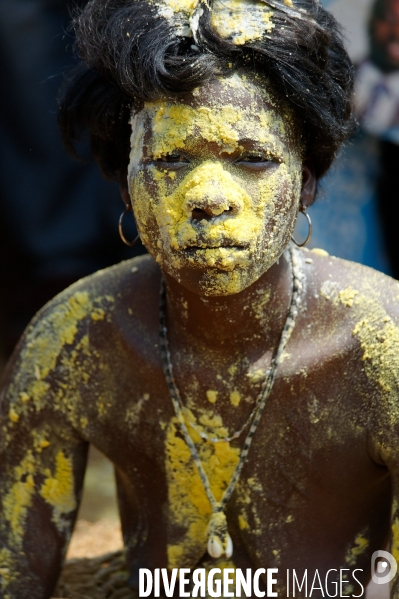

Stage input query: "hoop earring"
[
  {"left": 119, "top": 204, "right": 140, "bottom": 247},
  {"left": 292, "top": 204, "right": 312, "bottom": 248}
]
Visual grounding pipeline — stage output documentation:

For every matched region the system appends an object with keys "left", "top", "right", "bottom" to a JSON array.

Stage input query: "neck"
[{"left": 163, "top": 250, "right": 293, "bottom": 353}]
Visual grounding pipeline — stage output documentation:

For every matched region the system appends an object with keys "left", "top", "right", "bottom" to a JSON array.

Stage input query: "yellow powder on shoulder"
[{"left": 338, "top": 287, "right": 359, "bottom": 308}]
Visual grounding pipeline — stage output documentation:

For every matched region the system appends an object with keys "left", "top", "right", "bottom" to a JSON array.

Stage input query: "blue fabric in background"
[
  {"left": 297, "top": 0, "right": 393, "bottom": 276},
  {"left": 295, "top": 133, "right": 392, "bottom": 275}
]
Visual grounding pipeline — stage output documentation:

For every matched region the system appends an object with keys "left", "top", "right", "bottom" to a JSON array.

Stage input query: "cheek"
[
  {"left": 129, "top": 171, "right": 159, "bottom": 252},
  {"left": 255, "top": 161, "right": 302, "bottom": 236}
]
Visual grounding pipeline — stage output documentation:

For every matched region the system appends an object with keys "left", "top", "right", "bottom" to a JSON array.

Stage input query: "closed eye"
[
  {"left": 236, "top": 154, "right": 278, "bottom": 171},
  {"left": 156, "top": 154, "right": 190, "bottom": 164}
]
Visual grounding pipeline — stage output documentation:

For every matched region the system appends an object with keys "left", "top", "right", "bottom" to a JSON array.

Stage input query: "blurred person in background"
[
  {"left": 355, "top": 0, "right": 399, "bottom": 278},
  {"left": 309, "top": 0, "right": 399, "bottom": 278},
  {"left": 0, "top": 0, "right": 146, "bottom": 362}
]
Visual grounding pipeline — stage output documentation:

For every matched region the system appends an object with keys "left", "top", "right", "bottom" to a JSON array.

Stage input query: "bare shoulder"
[
  {"left": 0, "top": 255, "right": 159, "bottom": 423},
  {"left": 8, "top": 254, "right": 159, "bottom": 354},
  {"left": 301, "top": 248, "right": 399, "bottom": 438},
  {"left": 302, "top": 247, "right": 399, "bottom": 319}
]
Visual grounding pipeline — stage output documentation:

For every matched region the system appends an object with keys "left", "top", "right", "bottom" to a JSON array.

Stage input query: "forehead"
[{"left": 133, "top": 73, "right": 296, "bottom": 159}]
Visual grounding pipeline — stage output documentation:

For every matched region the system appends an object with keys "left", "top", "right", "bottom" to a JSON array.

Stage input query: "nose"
[
  {"left": 189, "top": 195, "right": 240, "bottom": 221},
  {"left": 181, "top": 161, "right": 245, "bottom": 220}
]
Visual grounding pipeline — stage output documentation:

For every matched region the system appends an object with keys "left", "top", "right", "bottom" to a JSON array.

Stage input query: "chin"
[{"left": 166, "top": 262, "right": 267, "bottom": 297}]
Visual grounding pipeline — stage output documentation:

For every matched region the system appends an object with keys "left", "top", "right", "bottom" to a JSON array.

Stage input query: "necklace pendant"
[{"left": 207, "top": 512, "right": 233, "bottom": 559}]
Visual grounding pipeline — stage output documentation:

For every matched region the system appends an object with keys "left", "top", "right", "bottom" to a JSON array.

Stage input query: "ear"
[
  {"left": 300, "top": 162, "right": 317, "bottom": 208},
  {"left": 119, "top": 168, "right": 130, "bottom": 206}
]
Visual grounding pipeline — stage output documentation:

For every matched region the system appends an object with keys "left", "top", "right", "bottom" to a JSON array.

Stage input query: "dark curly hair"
[{"left": 59, "top": 0, "right": 355, "bottom": 180}]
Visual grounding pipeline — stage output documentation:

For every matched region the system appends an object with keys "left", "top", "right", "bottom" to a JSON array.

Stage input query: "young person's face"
[
  {"left": 128, "top": 73, "right": 311, "bottom": 296},
  {"left": 371, "top": 0, "right": 399, "bottom": 70}
]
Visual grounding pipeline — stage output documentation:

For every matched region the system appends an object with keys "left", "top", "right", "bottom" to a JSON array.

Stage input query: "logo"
[{"left": 371, "top": 550, "right": 398, "bottom": 585}]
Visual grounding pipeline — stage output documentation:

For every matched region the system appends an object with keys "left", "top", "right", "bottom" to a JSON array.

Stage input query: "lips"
[{"left": 181, "top": 239, "right": 250, "bottom": 250}]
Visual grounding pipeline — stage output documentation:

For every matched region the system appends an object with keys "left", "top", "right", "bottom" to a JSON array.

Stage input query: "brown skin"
[
  {"left": 371, "top": 0, "right": 399, "bottom": 72},
  {"left": 1, "top": 81, "right": 398, "bottom": 599}
]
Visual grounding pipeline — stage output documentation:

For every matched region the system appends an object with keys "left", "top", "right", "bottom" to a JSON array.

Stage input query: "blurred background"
[{"left": 0, "top": 0, "right": 397, "bottom": 591}]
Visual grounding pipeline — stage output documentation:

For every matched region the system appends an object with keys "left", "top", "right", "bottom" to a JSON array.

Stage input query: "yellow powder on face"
[
  {"left": 40, "top": 451, "right": 76, "bottom": 529},
  {"left": 211, "top": 0, "right": 275, "bottom": 45},
  {"left": 164, "top": 418, "right": 239, "bottom": 568},
  {"left": 206, "top": 389, "right": 218, "bottom": 404},
  {"left": 151, "top": 104, "right": 242, "bottom": 158},
  {"left": 238, "top": 514, "right": 249, "bottom": 530},
  {"left": 230, "top": 390, "right": 241, "bottom": 407},
  {"left": 129, "top": 74, "right": 302, "bottom": 297}
]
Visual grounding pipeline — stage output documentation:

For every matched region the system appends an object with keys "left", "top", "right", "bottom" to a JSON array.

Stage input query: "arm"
[{"left": 0, "top": 290, "right": 94, "bottom": 599}]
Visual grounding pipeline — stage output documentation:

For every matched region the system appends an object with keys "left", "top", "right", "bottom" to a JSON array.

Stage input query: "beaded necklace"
[{"left": 159, "top": 246, "right": 303, "bottom": 559}]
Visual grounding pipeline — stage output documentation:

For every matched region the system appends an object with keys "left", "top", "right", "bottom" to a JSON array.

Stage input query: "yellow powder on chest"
[{"left": 164, "top": 418, "right": 239, "bottom": 568}]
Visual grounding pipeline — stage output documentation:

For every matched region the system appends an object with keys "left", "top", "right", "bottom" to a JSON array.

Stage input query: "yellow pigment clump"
[
  {"left": 40, "top": 451, "right": 76, "bottom": 528},
  {"left": 3, "top": 452, "right": 36, "bottom": 545},
  {"left": 0, "top": 548, "right": 14, "bottom": 592},
  {"left": 4, "top": 290, "right": 113, "bottom": 428},
  {"left": 206, "top": 390, "right": 218, "bottom": 404},
  {"left": 334, "top": 284, "right": 399, "bottom": 427},
  {"left": 152, "top": 160, "right": 259, "bottom": 250},
  {"left": 151, "top": 104, "right": 242, "bottom": 157},
  {"left": 230, "top": 390, "right": 241, "bottom": 407},
  {"left": 6, "top": 290, "right": 91, "bottom": 416},
  {"left": 165, "top": 418, "right": 239, "bottom": 568},
  {"left": 339, "top": 287, "right": 359, "bottom": 308},
  {"left": 353, "top": 310, "right": 399, "bottom": 395},
  {"left": 211, "top": 0, "right": 275, "bottom": 45},
  {"left": 345, "top": 533, "right": 369, "bottom": 566},
  {"left": 392, "top": 516, "right": 399, "bottom": 563}
]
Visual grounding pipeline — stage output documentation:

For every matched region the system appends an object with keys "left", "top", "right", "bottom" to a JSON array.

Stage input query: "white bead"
[
  {"left": 225, "top": 534, "right": 233, "bottom": 558},
  {"left": 207, "top": 536, "right": 224, "bottom": 559}
]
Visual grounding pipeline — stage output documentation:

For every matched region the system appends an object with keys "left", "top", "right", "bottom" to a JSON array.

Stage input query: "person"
[{"left": 0, "top": 0, "right": 397, "bottom": 597}]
